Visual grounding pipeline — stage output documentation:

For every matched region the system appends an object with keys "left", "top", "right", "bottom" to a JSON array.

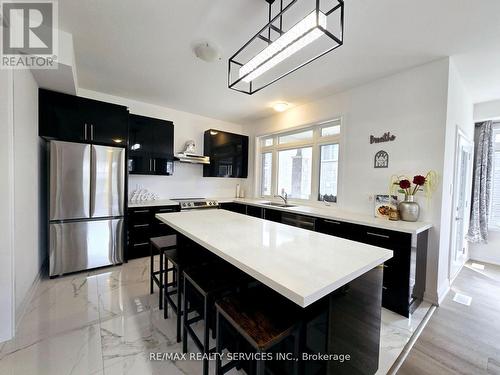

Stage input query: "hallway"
[{"left": 398, "top": 262, "right": 500, "bottom": 374}]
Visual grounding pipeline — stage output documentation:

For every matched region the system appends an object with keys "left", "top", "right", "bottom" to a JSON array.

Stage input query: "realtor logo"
[{"left": 1, "top": 0, "right": 58, "bottom": 69}]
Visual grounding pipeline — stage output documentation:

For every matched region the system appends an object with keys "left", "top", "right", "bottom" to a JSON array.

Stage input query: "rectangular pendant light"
[
  {"left": 228, "top": 0, "right": 344, "bottom": 95},
  {"left": 239, "top": 10, "right": 327, "bottom": 83}
]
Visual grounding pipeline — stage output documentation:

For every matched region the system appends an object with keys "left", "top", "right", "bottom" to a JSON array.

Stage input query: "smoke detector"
[{"left": 193, "top": 42, "right": 221, "bottom": 63}]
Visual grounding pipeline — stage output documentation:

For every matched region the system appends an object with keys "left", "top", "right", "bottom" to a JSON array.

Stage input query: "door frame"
[{"left": 449, "top": 126, "right": 474, "bottom": 281}]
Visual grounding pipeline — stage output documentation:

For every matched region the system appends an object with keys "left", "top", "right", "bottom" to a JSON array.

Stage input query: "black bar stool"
[
  {"left": 215, "top": 286, "right": 303, "bottom": 375},
  {"left": 182, "top": 263, "right": 253, "bottom": 375},
  {"left": 149, "top": 235, "right": 176, "bottom": 310},
  {"left": 163, "top": 247, "right": 215, "bottom": 343}
]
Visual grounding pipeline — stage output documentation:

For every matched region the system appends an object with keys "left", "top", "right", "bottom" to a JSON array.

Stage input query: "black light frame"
[{"left": 228, "top": 0, "right": 344, "bottom": 95}]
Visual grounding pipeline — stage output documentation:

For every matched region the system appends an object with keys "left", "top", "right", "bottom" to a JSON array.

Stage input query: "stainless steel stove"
[{"left": 170, "top": 198, "right": 219, "bottom": 210}]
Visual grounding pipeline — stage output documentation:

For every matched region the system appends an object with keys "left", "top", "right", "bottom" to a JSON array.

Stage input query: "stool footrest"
[
  {"left": 221, "top": 361, "right": 239, "bottom": 373},
  {"left": 187, "top": 325, "right": 204, "bottom": 352}
]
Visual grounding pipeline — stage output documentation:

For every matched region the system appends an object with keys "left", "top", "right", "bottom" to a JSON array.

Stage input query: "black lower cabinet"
[
  {"left": 127, "top": 205, "right": 180, "bottom": 260},
  {"left": 316, "top": 218, "right": 355, "bottom": 240},
  {"left": 219, "top": 202, "right": 247, "bottom": 214},
  {"left": 281, "top": 212, "right": 316, "bottom": 231},
  {"left": 224, "top": 201, "right": 428, "bottom": 318},
  {"left": 246, "top": 205, "right": 263, "bottom": 218},
  {"left": 263, "top": 208, "right": 282, "bottom": 223},
  {"left": 353, "top": 225, "right": 414, "bottom": 317}
]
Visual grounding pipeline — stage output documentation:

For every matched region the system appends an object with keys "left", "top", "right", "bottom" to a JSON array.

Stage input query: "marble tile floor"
[{"left": 0, "top": 257, "right": 431, "bottom": 375}]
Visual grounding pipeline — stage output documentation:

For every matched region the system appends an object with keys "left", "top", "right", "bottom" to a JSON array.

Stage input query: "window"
[
  {"left": 279, "top": 130, "right": 313, "bottom": 145},
  {"left": 278, "top": 147, "right": 312, "bottom": 199},
  {"left": 261, "top": 153, "right": 273, "bottom": 196},
  {"left": 491, "top": 125, "right": 500, "bottom": 229},
  {"left": 258, "top": 119, "right": 341, "bottom": 202},
  {"left": 319, "top": 144, "right": 339, "bottom": 202}
]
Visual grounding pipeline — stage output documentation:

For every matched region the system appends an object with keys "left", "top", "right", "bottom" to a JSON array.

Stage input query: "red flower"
[
  {"left": 413, "top": 175, "right": 426, "bottom": 186},
  {"left": 399, "top": 179, "right": 411, "bottom": 189}
]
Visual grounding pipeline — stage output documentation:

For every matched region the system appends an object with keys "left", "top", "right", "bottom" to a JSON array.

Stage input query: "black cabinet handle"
[
  {"left": 382, "top": 286, "right": 388, "bottom": 290},
  {"left": 84, "top": 123, "right": 88, "bottom": 140},
  {"left": 133, "top": 242, "right": 149, "bottom": 247},
  {"left": 158, "top": 208, "right": 175, "bottom": 213},
  {"left": 91, "top": 124, "right": 94, "bottom": 140},
  {"left": 133, "top": 209, "right": 149, "bottom": 213},
  {"left": 153, "top": 159, "right": 156, "bottom": 172},
  {"left": 324, "top": 220, "right": 341, "bottom": 225},
  {"left": 133, "top": 224, "right": 149, "bottom": 228},
  {"left": 367, "top": 231, "right": 390, "bottom": 239}
]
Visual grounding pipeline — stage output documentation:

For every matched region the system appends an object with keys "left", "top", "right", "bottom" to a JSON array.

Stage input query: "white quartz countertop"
[
  {"left": 224, "top": 198, "right": 432, "bottom": 235},
  {"left": 128, "top": 199, "right": 179, "bottom": 208},
  {"left": 156, "top": 210, "right": 393, "bottom": 307},
  {"left": 130, "top": 197, "right": 432, "bottom": 234}
]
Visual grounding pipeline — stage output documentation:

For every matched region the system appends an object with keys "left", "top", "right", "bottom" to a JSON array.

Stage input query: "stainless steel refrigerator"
[{"left": 49, "top": 140, "right": 125, "bottom": 276}]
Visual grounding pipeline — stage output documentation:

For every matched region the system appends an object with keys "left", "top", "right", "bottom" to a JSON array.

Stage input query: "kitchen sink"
[{"left": 261, "top": 202, "right": 297, "bottom": 208}]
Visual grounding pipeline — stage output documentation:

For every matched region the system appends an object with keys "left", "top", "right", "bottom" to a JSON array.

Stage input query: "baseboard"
[
  {"left": 15, "top": 258, "right": 47, "bottom": 332},
  {"left": 469, "top": 256, "right": 500, "bottom": 267},
  {"left": 423, "top": 279, "right": 450, "bottom": 306}
]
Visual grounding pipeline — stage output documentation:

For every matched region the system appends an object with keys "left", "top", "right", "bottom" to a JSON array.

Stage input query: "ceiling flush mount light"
[
  {"left": 273, "top": 102, "right": 289, "bottom": 112},
  {"left": 193, "top": 41, "right": 222, "bottom": 63},
  {"left": 228, "top": 0, "right": 344, "bottom": 95}
]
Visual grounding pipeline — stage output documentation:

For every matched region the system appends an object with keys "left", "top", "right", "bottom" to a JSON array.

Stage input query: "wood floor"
[{"left": 397, "top": 261, "right": 500, "bottom": 375}]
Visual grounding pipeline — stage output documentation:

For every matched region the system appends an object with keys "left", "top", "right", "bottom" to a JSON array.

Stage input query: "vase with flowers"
[{"left": 390, "top": 171, "right": 438, "bottom": 222}]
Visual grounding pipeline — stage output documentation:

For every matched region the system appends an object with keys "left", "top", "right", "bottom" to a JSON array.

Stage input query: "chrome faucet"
[{"left": 274, "top": 191, "right": 288, "bottom": 205}]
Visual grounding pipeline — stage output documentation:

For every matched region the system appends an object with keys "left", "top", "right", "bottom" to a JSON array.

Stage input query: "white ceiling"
[{"left": 59, "top": 0, "right": 500, "bottom": 124}]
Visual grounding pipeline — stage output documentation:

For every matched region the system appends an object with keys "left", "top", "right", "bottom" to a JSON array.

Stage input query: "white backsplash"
[{"left": 129, "top": 163, "right": 245, "bottom": 199}]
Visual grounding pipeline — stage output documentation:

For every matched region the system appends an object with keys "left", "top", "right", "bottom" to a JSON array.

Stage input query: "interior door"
[
  {"left": 49, "top": 141, "right": 91, "bottom": 221},
  {"left": 450, "top": 131, "right": 473, "bottom": 279},
  {"left": 91, "top": 145, "right": 125, "bottom": 218}
]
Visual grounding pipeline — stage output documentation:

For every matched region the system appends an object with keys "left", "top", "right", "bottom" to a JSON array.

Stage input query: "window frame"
[
  {"left": 490, "top": 123, "right": 500, "bottom": 230},
  {"left": 257, "top": 118, "right": 343, "bottom": 204}
]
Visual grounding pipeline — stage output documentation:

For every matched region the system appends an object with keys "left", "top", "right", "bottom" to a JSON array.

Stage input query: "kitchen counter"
[
  {"left": 128, "top": 199, "right": 179, "bottom": 208},
  {"left": 130, "top": 197, "right": 432, "bottom": 235},
  {"left": 224, "top": 198, "right": 432, "bottom": 235},
  {"left": 156, "top": 209, "right": 392, "bottom": 307}
]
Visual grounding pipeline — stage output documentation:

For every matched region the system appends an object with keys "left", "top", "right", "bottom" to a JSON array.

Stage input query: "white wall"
[
  {"left": 469, "top": 100, "right": 500, "bottom": 265},
  {"left": 12, "top": 70, "right": 44, "bottom": 315},
  {"left": 438, "top": 59, "right": 474, "bottom": 294},
  {"left": 474, "top": 99, "right": 500, "bottom": 122},
  {"left": 245, "top": 59, "right": 464, "bottom": 304},
  {"left": 0, "top": 70, "right": 15, "bottom": 342},
  {"left": 78, "top": 89, "right": 247, "bottom": 199}
]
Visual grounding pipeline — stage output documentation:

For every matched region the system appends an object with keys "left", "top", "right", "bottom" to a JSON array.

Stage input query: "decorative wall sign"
[
  {"left": 129, "top": 188, "right": 160, "bottom": 203},
  {"left": 370, "top": 132, "right": 396, "bottom": 144},
  {"left": 374, "top": 150, "right": 389, "bottom": 168}
]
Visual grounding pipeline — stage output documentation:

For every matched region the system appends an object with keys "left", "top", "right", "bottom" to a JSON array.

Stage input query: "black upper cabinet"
[
  {"left": 39, "top": 89, "right": 128, "bottom": 146},
  {"left": 39, "top": 89, "right": 86, "bottom": 142},
  {"left": 128, "top": 114, "right": 174, "bottom": 176},
  {"left": 203, "top": 129, "right": 248, "bottom": 178},
  {"left": 79, "top": 98, "right": 128, "bottom": 145}
]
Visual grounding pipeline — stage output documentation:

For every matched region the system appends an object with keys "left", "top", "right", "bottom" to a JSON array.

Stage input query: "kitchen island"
[{"left": 157, "top": 210, "right": 393, "bottom": 374}]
